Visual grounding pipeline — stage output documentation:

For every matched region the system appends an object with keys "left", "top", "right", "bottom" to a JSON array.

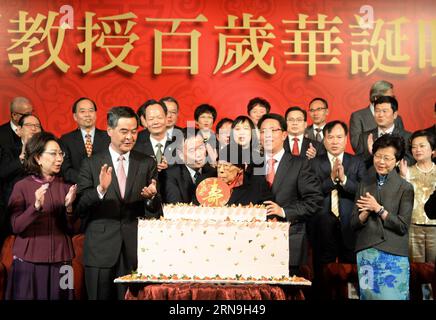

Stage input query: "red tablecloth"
[{"left": 124, "top": 283, "right": 305, "bottom": 300}]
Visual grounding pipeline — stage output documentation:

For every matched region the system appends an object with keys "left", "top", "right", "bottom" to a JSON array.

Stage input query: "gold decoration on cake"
[{"left": 196, "top": 177, "right": 230, "bottom": 207}]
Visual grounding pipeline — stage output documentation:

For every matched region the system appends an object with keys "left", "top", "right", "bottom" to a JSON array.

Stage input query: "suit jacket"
[
  {"left": 227, "top": 174, "right": 273, "bottom": 206},
  {"left": 163, "top": 164, "right": 216, "bottom": 204},
  {"left": 268, "top": 152, "right": 323, "bottom": 266},
  {"left": 425, "top": 189, "right": 436, "bottom": 219},
  {"left": 424, "top": 125, "right": 436, "bottom": 164},
  {"left": 0, "top": 145, "right": 26, "bottom": 208},
  {"left": 284, "top": 136, "right": 325, "bottom": 159},
  {"left": 76, "top": 149, "right": 162, "bottom": 269},
  {"left": 349, "top": 106, "right": 404, "bottom": 152},
  {"left": 356, "top": 126, "right": 414, "bottom": 168},
  {"left": 310, "top": 153, "right": 367, "bottom": 262},
  {"left": 350, "top": 168, "right": 414, "bottom": 256},
  {"left": 0, "top": 121, "right": 22, "bottom": 158},
  {"left": 60, "top": 128, "right": 110, "bottom": 184}
]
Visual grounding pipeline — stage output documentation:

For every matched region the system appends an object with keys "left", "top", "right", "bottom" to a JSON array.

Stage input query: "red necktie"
[
  {"left": 117, "top": 156, "right": 127, "bottom": 199},
  {"left": 266, "top": 158, "right": 277, "bottom": 187},
  {"left": 292, "top": 137, "right": 299, "bottom": 156}
]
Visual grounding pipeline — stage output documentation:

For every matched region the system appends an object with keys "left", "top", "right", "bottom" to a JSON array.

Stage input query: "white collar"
[
  {"left": 109, "top": 145, "right": 130, "bottom": 162},
  {"left": 378, "top": 124, "right": 395, "bottom": 136},
  {"left": 327, "top": 152, "right": 344, "bottom": 164},
  {"left": 150, "top": 135, "right": 167, "bottom": 148},
  {"left": 10, "top": 121, "right": 18, "bottom": 135},
  {"left": 80, "top": 127, "right": 96, "bottom": 140}
]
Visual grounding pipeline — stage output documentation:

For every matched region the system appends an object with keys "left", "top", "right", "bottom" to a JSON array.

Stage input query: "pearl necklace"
[{"left": 415, "top": 162, "right": 434, "bottom": 174}]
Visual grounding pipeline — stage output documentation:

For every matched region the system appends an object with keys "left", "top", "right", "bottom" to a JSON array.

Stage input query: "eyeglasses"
[
  {"left": 309, "top": 107, "right": 327, "bottom": 112},
  {"left": 259, "top": 128, "right": 283, "bottom": 134},
  {"left": 374, "top": 154, "right": 396, "bottom": 162},
  {"left": 22, "top": 123, "right": 41, "bottom": 130},
  {"left": 43, "top": 151, "right": 66, "bottom": 158},
  {"left": 13, "top": 111, "right": 33, "bottom": 117},
  {"left": 286, "top": 118, "right": 305, "bottom": 123}
]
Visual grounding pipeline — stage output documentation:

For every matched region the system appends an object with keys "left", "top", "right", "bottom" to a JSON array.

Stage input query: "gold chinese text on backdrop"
[{"left": 6, "top": 11, "right": 436, "bottom": 76}]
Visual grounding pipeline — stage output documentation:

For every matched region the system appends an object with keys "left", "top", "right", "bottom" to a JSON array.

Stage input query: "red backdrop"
[{"left": 0, "top": 0, "right": 435, "bottom": 153}]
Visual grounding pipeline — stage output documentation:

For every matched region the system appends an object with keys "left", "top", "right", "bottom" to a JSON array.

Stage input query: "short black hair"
[
  {"left": 257, "top": 113, "right": 287, "bottom": 132},
  {"left": 323, "top": 120, "right": 348, "bottom": 136},
  {"left": 247, "top": 97, "right": 271, "bottom": 115},
  {"left": 309, "top": 97, "right": 328, "bottom": 109},
  {"left": 24, "top": 131, "right": 59, "bottom": 176},
  {"left": 409, "top": 130, "right": 436, "bottom": 153},
  {"left": 107, "top": 106, "right": 138, "bottom": 129},
  {"left": 373, "top": 134, "right": 405, "bottom": 161},
  {"left": 72, "top": 97, "right": 97, "bottom": 114},
  {"left": 160, "top": 96, "right": 179, "bottom": 111},
  {"left": 138, "top": 99, "right": 168, "bottom": 119},
  {"left": 18, "top": 114, "right": 43, "bottom": 130},
  {"left": 374, "top": 96, "right": 398, "bottom": 113},
  {"left": 284, "top": 106, "right": 307, "bottom": 122},
  {"left": 216, "top": 118, "right": 233, "bottom": 133},
  {"left": 194, "top": 104, "right": 217, "bottom": 122}
]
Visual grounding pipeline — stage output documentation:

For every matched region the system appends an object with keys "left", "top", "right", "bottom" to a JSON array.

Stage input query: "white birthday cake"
[{"left": 136, "top": 204, "right": 291, "bottom": 280}]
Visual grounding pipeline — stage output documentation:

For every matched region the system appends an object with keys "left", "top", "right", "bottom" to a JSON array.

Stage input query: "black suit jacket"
[
  {"left": 268, "top": 152, "right": 323, "bottom": 267},
  {"left": 350, "top": 168, "right": 414, "bottom": 257},
  {"left": 424, "top": 125, "right": 436, "bottom": 164},
  {"left": 60, "top": 128, "right": 110, "bottom": 184},
  {"left": 0, "top": 121, "right": 22, "bottom": 158},
  {"left": 310, "top": 153, "right": 367, "bottom": 263},
  {"left": 349, "top": 106, "right": 404, "bottom": 152},
  {"left": 284, "top": 136, "right": 325, "bottom": 159},
  {"left": 356, "top": 126, "right": 414, "bottom": 167},
  {"left": 163, "top": 164, "right": 216, "bottom": 204},
  {"left": 425, "top": 189, "right": 436, "bottom": 219},
  {"left": 76, "top": 149, "right": 162, "bottom": 269},
  {"left": 227, "top": 174, "right": 273, "bottom": 206}
]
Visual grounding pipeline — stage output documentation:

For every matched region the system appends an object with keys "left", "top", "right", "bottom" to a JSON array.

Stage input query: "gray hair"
[
  {"left": 107, "top": 106, "right": 138, "bottom": 128},
  {"left": 369, "top": 80, "right": 393, "bottom": 103},
  {"left": 10, "top": 97, "right": 32, "bottom": 113}
]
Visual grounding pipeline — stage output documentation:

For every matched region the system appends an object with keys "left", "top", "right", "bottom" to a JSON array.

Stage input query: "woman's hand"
[
  {"left": 399, "top": 159, "right": 408, "bottom": 178},
  {"left": 356, "top": 192, "right": 382, "bottom": 213},
  {"left": 65, "top": 184, "right": 77, "bottom": 208},
  {"left": 34, "top": 183, "right": 49, "bottom": 210}
]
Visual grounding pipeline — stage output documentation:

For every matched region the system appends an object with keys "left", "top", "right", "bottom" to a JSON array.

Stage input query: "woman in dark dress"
[
  {"left": 217, "top": 143, "right": 272, "bottom": 206},
  {"left": 6, "top": 132, "right": 77, "bottom": 300}
]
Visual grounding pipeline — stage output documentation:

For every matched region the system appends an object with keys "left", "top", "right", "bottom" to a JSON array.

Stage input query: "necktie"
[
  {"left": 266, "top": 158, "right": 277, "bottom": 187},
  {"left": 193, "top": 170, "right": 200, "bottom": 183},
  {"left": 315, "top": 128, "right": 322, "bottom": 142},
  {"left": 155, "top": 143, "right": 163, "bottom": 164},
  {"left": 292, "top": 137, "right": 299, "bottom": 156},
  {"left": 117, "top": 155, "right": 127, "bottom": 199},
  {"left": 331, "top": 157, "right": 339, "bottom": 218},
  {"left": 85, "top": 134, "right": 93, "bottom": 157}
]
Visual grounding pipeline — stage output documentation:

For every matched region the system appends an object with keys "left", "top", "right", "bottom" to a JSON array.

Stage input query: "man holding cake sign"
[
  {"left": 76, "top": 106, "right": 162, "bottom": 300},
  {"left": 257, "top": 113, "right": 323, "bottom": 277}
]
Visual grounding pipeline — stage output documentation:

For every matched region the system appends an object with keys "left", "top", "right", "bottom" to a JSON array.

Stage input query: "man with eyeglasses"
[
  {"left": 356, "top": 96, "right": 413, "bottom": 168},
  {"left": 60, "top": 97, "right": 110, "bottom": 184},
  {"left": 0, "top": 97, "right": 33, "bottom": 159},
  {"left": 349, "top": 80, "right": 405, "bottom": 153},
  {"left": 305, "top": 97, "right": 329, "bottom": 143},
  {"left": 283, "top": 106, "right": 325, "bottom": 159},
  {"left": 257, "top": 113, "right": 323, "bottom": 278}
]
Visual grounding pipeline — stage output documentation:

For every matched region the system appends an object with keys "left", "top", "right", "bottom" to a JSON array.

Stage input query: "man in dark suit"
[
  {"left": 283, "top": 106, "right": 325, "bottom": 159},
  {"left": 164, "top": 128, "right": 216, "bottom": 204},
  {"left": 305, "top": 97, "right": 329, "bottom": 143},
  {"left": 258, "top": 113, "right": 323, "bottom": 276},
  {"left": 423, "top": 103, "right": 436, "bottom": 164},
  {"left": 76, "top": 106, "right": 162, "bottom": 300},
  {"left": 349, "top": 80, "right": 404, "bottom": 152},
  {"left": 309, "top": 121, "right": 366, "bottom": 299},
  {"left": 0, "top": 97, "right": 33, "bottom": 158},
  {"left": 356, "top": 96, "right": 413, "bottom": 167},
  {"left": 160, "top": 96, "right": 184, "bottom": 140},
  {"left": 60, "top": 97, "right": 110, "bottom": 184}
]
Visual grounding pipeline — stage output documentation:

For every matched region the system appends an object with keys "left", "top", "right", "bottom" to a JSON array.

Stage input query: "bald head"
[{"left": 10, "top": 97, "right": 33, "bottom": 125}]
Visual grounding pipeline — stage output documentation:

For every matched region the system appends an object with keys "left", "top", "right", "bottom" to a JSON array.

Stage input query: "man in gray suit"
[
  {"left": 77, "top": 106, "right": 162, "bottom": 300},
  {"left": 349, "top": 80, "right": 404, "bottom": 152}
]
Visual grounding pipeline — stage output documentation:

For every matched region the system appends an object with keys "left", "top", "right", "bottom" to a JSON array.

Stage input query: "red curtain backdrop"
[{"left": 0, "top": 0, "right": 435, "bottom": 153}]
